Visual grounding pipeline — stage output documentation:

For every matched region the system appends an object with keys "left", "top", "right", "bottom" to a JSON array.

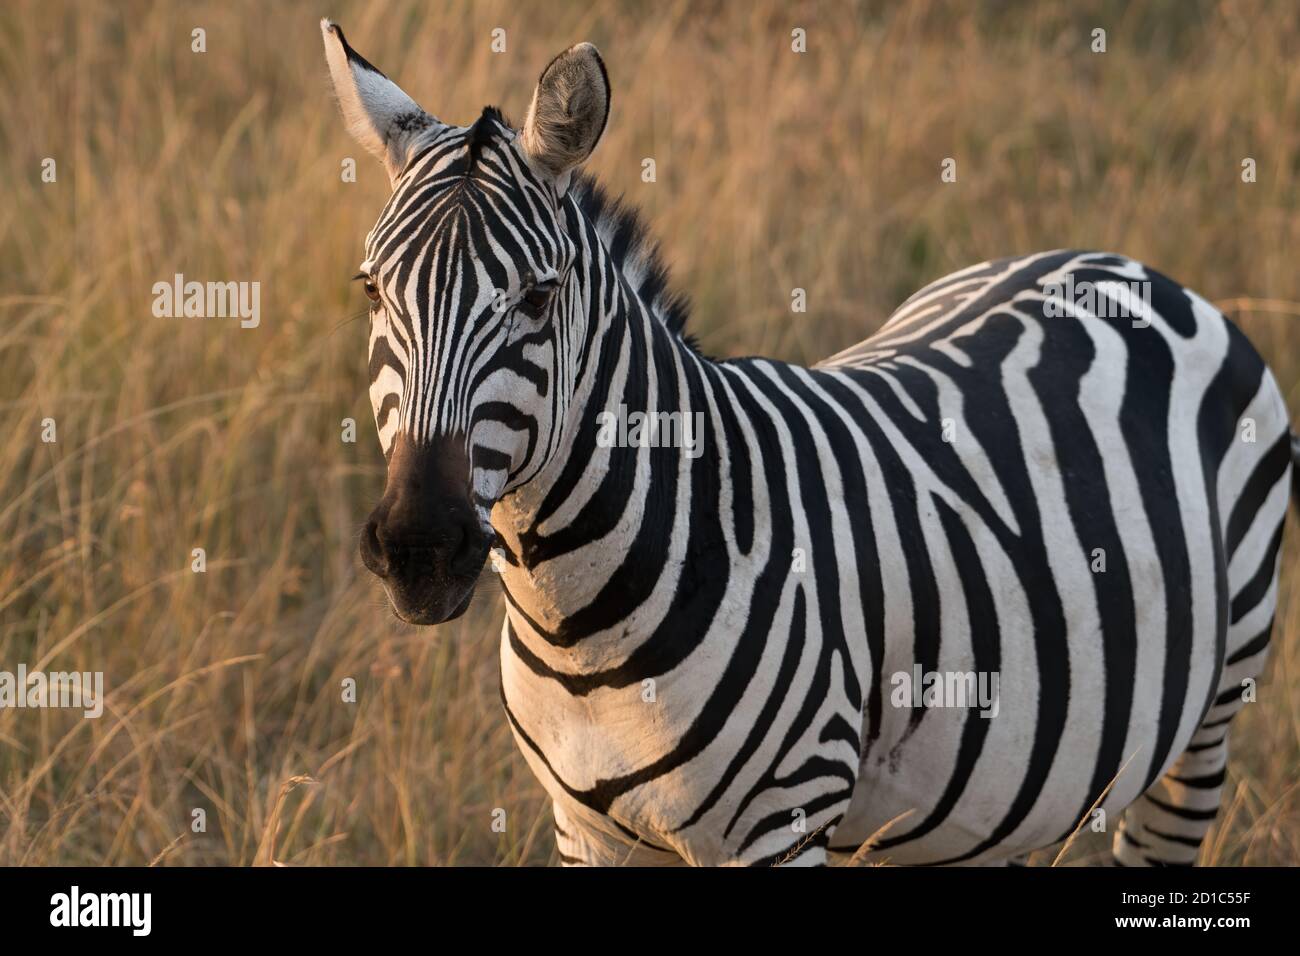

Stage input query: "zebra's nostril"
[
  {"left": 361, "top": 516, "right": 390, "bottom": 578},
  {"left": 447, "top": 518, "right": 487, "bottom": 577}
]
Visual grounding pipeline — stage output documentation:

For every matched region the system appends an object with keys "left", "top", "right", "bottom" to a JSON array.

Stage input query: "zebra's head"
[{"left": 322, "top": 21, "right": 610, "bottom": 624}]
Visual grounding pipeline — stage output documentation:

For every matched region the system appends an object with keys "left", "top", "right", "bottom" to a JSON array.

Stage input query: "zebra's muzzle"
[{"left": 360, "top": 436, "right": 490, "bottom": 624}]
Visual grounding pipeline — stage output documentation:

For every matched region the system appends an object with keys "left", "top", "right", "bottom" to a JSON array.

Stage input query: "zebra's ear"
[
  {"left": 520, "top": 43, "right": 610, "bottom": 190},
  {"left": 320, "top": 19, "right": 442, "bottom": 186}
]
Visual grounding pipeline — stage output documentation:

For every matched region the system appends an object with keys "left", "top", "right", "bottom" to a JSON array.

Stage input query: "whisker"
[{"left": 329, "top": 307, "right": 372, "bottom": 337}]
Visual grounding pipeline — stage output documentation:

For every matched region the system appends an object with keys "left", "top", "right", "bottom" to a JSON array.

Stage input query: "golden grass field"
[{"left": 1, "top": 0, "right": 1297, "bottom": 865}]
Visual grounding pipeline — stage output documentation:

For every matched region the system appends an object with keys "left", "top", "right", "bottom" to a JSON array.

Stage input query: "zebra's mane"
[
  {"left": 469, "top": 106, "right": 696, "bottom": 351},
  {"left": 568, "top": 174, "right": 696, "bottom": 350}
]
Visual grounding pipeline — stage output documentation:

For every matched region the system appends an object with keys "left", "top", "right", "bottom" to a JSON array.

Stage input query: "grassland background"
[{"left": 1, "top": 0, "right": 1297, "bottom": 866}]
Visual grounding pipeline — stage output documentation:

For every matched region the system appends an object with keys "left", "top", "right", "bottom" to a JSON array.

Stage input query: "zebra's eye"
[
  {"left": 363, "top": 279, "right": 382, "bottom": 304},
  {"left": 518, "top": 282, "right": 556, "bottom": 320}
]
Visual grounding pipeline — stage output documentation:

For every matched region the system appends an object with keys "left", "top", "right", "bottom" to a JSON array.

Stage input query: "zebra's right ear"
[
  {"left": 520, "top": 43, "right": 611, "bottom": 192},
  {"left": 321, "top": 19, "right": 442, "bottom": 186}
]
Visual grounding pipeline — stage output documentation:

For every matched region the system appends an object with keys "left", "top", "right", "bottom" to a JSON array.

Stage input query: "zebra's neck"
[{"left": 490, "top": 197, "right": 741, "bottom": 668}]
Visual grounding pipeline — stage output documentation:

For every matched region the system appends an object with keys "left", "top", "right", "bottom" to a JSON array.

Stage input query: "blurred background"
[{"left": 0, "top": 0, "right": 1296, "bottom": 865}]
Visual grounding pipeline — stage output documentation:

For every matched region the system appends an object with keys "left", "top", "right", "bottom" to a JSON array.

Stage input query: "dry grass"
[{"left": 0, "top": 0, "right": 1297, "bottom": 866}]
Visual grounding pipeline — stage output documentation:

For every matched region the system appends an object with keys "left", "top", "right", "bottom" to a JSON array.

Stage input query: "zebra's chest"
[{"left": 497, "top": 575, "right": 874, "bottom": 861}]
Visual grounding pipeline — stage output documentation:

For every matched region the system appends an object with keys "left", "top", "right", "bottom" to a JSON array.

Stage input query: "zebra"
[{"left": 321, "top": 21, "right": 1297, "bottom": 866}]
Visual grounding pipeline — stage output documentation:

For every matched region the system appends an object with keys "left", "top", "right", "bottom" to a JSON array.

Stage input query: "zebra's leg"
[
  {"left": 551, "top": 799, "right": 684, "bottom": 866},
  {"left": 552, "top": 802, "right": 603, "bottom": 867},
  {"left": 1111, "top": 637, "right": 1268, "bottom": 867},
  {"left": 779, "top": 845, "right": 829, "bottom": 867},
  {"left": 742, "top": 801, "right": 852, "bottom": 867},
  {"left": 1113, "top": 441, "right": 1287, "bottom": 866},
  {"left": 1111, "top": 723, "right": 1232, "bottom": 867}
]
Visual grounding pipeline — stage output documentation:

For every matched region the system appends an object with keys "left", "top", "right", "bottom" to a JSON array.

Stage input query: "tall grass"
[{"left": 0, "top": 0, "right": 1296, "bottom": 865}]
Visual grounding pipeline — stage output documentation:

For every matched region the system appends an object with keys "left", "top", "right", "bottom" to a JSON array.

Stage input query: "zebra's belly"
[
  {"left": 832, "top": 706, "right": 1112, "bottom": 866},
  {"left": 832, "top": 614, "right": 1218, "bottom": 867},
  {"left": 837, "top": 490, "right": 1234, "bottom": 864},
  {"left": 828, "top": 475, "right": 1228, "bottom": 865}
]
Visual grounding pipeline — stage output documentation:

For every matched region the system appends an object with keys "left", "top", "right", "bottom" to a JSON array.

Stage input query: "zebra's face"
[{"left": 323, "top": 22, "right": 610, "bottom": 624}]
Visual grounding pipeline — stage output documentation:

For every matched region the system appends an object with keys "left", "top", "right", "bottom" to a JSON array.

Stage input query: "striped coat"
[
  {"left": 496, "top": 247, "right": 1292, "bottom": 866},
  {"left": 321, "top": 22, "right": 1296, "bottom": 866}
]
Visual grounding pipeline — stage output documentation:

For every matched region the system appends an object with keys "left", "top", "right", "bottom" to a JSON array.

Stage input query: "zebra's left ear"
[
  {"left": 321, "top": 19, "right": 443, "bottom": 186},
  {"left": 520, "top": 43, "right": 610, "bottom": 192}
]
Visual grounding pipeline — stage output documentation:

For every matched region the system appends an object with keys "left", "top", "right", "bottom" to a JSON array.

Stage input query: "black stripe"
[
  {"left": 1118, "top": 319, "right": 1191, "bottom": 792},
  {"left": 1229, "top": 522, "right": 1285, "bottom": 625},
  {"left": 1027, "top": 300, "right": 1135, "bottom": 835},
  {"left": 1169, "top": 768, "right": 1226, "bottom": 790},
  {"left": 1224, "top": 431, "right": 1292, "bottom": 560},
  {"left": 1143, "top": 793, "right": 1220, "bottom": 821},
  {"left": 876, "top": 495, "right": 1000, "bottom": 853},
  {"left": 1144, "top": 827, "right": 1205, "bottom": 848},
  {"left": 1225, "top": 622, "right": 1272, "bottom": 667}
]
